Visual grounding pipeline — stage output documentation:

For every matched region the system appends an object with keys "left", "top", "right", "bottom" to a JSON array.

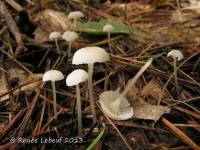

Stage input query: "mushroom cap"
[
  {"left": 72, "top": 46, "right": 110, "bottom": 65},
  {"left": 49, "top": 32, "right": 62, "bottom": 41},
  {"left": 67, "top": 11, "right": 84, "bottom": 19},
  {"left": 43, "top": 70, "right": 64, "bottom": 82},
  {"left": 66, "top": 69, "right": 88, "bottom": 86},
  {"left": 103, "top": 24, "right": 114, "bottom": 32},
  {"left": 62, "top": 31, "right": 79, "bottom": 42},
  {"left": 98, "top": 88, "right": 134, "bottom": 120},
  {"left": 167, "top": 50, "right": 184, "bottom": 61}
]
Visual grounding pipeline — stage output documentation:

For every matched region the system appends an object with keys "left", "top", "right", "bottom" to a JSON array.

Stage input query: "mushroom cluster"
[{"left": 42, "top": 10, "right": 185, "bottom": 138}]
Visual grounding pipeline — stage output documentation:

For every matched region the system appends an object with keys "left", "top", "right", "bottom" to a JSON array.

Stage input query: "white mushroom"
[
  {"left": 62, "top": 31, "right": 79, "bottom": 58},
  {"left": 72, "top": 47, "right": 110, "bottom": 124},
  {"left": 98, "top": 58, "right": 153, "bottom": 120},
  {"left": 167, "top": 50, "right": 184, "bottom": 96},
  {"left": 67, "top": 11, "right": 84, "bottom": 27},
  {"left": 103, "top": 24, "right": 114, "bottom": 53},
  {"left": 167, "top": 50, "right": 184, "bottom": 61},
  {"left": 49, "top": 32, "right": 62, "bottom": 55},
  {"left": 66, "top": 69, "right": 88, "bottom": 136},
  {"left": 43, "top": 70, "right": 64, "bottom": 118}
]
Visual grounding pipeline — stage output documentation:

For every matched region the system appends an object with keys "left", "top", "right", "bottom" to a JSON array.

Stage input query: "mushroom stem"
[
  {"left": 55, "top": 39, "right": 61, "bottom": 55},
  {"left": 60, "top": 42, "right": 72, "bottom": 61},
  {"left": 51, "top": 81, "right": 57, "bottom": 118},
  {"left": 173, "top": 58, "right": 179, "bottom": 97},
  {"left": 107, "top": 32, "right": 112, "bottom": 53},
  {"left": 76, "top": 84, "right": 82, "bottom": 136},
  {"left": 115, "top": 58, "right": 153, "bottom": 104},
  {"left": 73, "top": 18, "right": 77, "bottom": 27},
  {"left": 68, "top": 41, "right": 72, "bottom": 57},
  {"left": 88, "top": 63, "right": 97, "bottom": 124}
]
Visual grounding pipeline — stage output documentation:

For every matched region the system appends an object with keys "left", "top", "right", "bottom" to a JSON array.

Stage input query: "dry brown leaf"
[
  {"left": 133, "top": 99, "right": 170, "bottom": 121},
  {"left": 0, "top": 69, "right": 9, "bottom": 102},
  {"left": 127, "top": 79, "right": 140, "bottom": 99},
  {"left": 141, "top": 79, "right": 168, "bottom": 104},
  {"left": 33, "top": 9, "right": 73, "bottom": 42},
  {"left": 5, "top": 63, "right": 42, "bottom": 95},
  {"left": 17, "top": 74, "right": 43, "bottom": 94},
  {"left": 40, "top": 0, "right": 56, "bottom": 7}
]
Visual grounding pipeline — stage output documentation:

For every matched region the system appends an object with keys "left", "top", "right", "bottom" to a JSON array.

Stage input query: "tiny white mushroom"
[
  {"left": 66, "top": 69, "right": 88, "bottom": 136},
  {"left": 43, "top": 70, "right": 64, "bottom": 118},
  {"left": 103, "top": 24, "right": 114, "bottom": 53},
  {"left": 167, "top": 50, "right": 184, "bottom": 96},
  {"left": 49, "top": 32, "right": 62, "bottom": 55},
  {"left": 72, "top": 47, "right": 110, "bottom": 124},
  {"left": 62, "top": 31, "right": 79, "bottom": 58},
  {"left": 67, "top": 11, "right": 84, "bottom": 27},
  {"left": 98, "top": 58, "right": 153, "bottom": 120}
]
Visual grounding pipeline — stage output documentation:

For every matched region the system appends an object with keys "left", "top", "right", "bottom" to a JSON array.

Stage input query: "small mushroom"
[
  {"left": 98, "top": 58, "right": 153, "bottom": 120},
  {"left": 67, "top": 11, "right": 84, "bottom": 27},
  {"left": 167, "top": 50, "right": 184, "bottom": 96},
  {"left": 43, "top": 70, "right": 64, "bottom": 118},
  {"left": 103, "top": 24, "right": 114, "bottom": 53},
  {"left": 66, "top": 69, "right": 88, "bottom": 136},
  {"left": 49, "top": 32, "right": 62, "bottom": 55},
  {"left": 62, "top": 31, "right": 79, "bottom": 58},
  {"left": 72, "top": 47, "right": 110, "bottom": 124}
]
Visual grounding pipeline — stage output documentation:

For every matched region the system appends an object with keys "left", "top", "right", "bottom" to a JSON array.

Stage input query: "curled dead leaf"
[{"left": 33, "top": 9, "right": 73, "bottom": 42}]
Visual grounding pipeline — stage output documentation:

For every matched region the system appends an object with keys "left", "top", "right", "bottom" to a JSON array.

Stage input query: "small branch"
[
  {"left": 0, "top": 1, "right": 25, "bottom": 56},
  {"left": 162, "top": 117, "right": 200, "bottom": 150},
  {"left": 5, "top": 0, "right": 24, "bottom": 12}
]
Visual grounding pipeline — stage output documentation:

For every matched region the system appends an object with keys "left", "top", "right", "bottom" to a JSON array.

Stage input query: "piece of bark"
[{"left": 0, "top": 1, "right": 25, "bottom": 56}]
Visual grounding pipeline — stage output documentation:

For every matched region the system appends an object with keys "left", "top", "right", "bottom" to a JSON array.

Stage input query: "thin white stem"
[
  {"left": 73, "top": 18, "right": 77, "bottom": 27},
  {"left": 76, "top": 84, "right": 82, "bottom": 136},
  {"left": 88, "top": 63, "right": 97, "bottom": 124},
  {"left": 55, "top": 39, "right": 60, "bottom": 55},
  {"left": 116, "top": 58, "right": 153, "bottom": 104},
  {"left": 108, "top": 32, "right": 112, "bottom": 53},
  {"left": 173, "top": 58, "right": 179, "bottom": 98},
  {"left": 52, "top": 81, "right": 57, "bottom": 119},
  {"left": 68, "top": 41, "right": 72, "bottom": 57}
]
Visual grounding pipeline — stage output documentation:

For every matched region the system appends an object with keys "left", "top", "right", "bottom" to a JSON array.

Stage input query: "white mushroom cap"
[
  {"left": 167, "top": 50, "right": 184, "bottom": 61},
  {"left": 62, "top": 31, "right": 79, "bottom": 42},
  {"left": 67, "top": 11, "right": 84, "bottom": 20},
  {"left": 49, "top": 32, "right": 62, "bottom": 41},
  {"left": 43, "top": 70, "right": 64, "bottom": 82},
  {"left": 98, "top": 88, "right": 134, "bottom": 120},
  {"left": 103, "top": 24, "right": 114, "bottom": 32},
  {"left": 72, "top": 47, "right": 110, "bottom": 65},
  {"left": 66, "top": 69, "right": 88, "bottom": 86}
]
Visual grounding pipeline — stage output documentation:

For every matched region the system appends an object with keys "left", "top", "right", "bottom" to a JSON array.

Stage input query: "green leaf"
[
  {"left": 86, "top": 124, "right": 106, "bottom": 150},
  {"left": 76, "top": 19, "right": 139, "bottom": 35}
]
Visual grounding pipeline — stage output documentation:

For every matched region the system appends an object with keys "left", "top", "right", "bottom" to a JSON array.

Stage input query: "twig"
[
  {"left": 0, "top": 1, "right": 25, "bottom": 56},
  {"left": 162, "top": 117, "right": 200, "bottom": 150},
  {"left": 5, "top": 0, "right": 24, "bottom": 12}
]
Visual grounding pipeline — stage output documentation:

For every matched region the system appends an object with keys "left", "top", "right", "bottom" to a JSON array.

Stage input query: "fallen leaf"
[
  {"left": 5, "top": 63, "right": 42, "bottom": 95},
  {"left": 76, "top": 19, "right": 139, "bottom": 35},
  {"left": 133, "top": 99, "right": 170, "bottom": 121},
  {"left": 33, "top": 9, "right": 73, "bottom": 42},
  {"left": 0, "top": 68, "right": 9, "bottom": 102},
  {"left": 141, "top": 79, "right": 169, "bottom": 105}
]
